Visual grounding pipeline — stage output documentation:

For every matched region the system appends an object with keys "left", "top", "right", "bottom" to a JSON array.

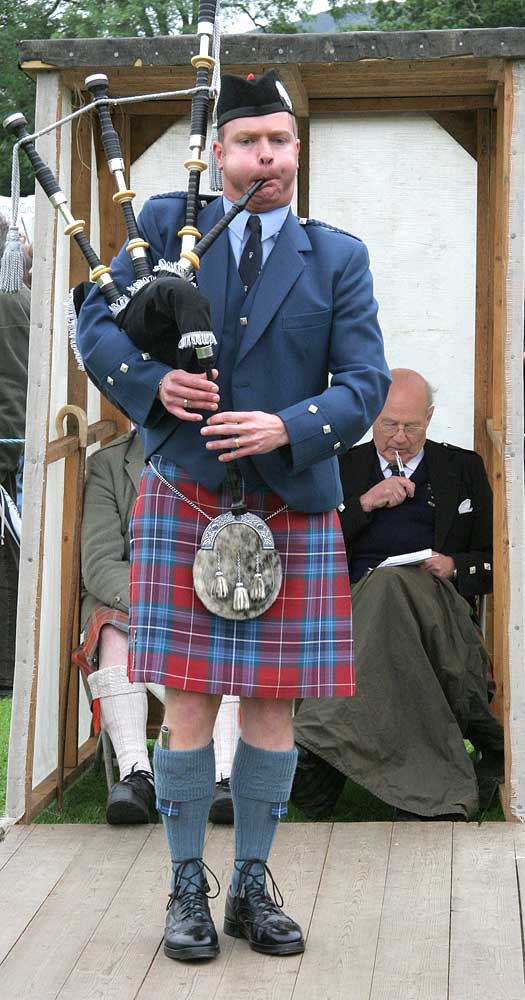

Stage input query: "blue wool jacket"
[{"left": 77, "top": 194, "right": 391, "bottom": 512}]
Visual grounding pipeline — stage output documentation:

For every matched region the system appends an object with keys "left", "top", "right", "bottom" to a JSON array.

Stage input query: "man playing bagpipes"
[{"left": 76, "top": 69, "right": 391, "bottom": 961}]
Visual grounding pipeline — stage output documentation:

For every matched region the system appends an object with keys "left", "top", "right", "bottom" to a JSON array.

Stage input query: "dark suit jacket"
[{"left": 338, "top": 439, "right": 493, "bottom": 598}]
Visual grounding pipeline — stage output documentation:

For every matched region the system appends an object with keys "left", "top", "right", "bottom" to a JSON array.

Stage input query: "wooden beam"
[
  {"left": 278, "top": 64, "right": 309, "bottom": 117},
  {"left": 47, "top": 419, "right": 118, "bottom": 464},
  {"left": 430, "top": 111, "right": 477, "bottom": 159},
  {"left": 297, "top": 116, "right": 310, "bottom": 220},
  {"left": 311, "top": 95, "right": 494, "bottom": 115},
  {"left": 131, "top": 114, "right": 176, "bottom": 164},
  {"left": 60, "top": 107, "right": 93, "bottom": 772},
  {"left": 490, "top": 73, "right": 512, "bottom": 817},
  {"left": 6, "top": 73, "right": 63, "bottom": 823},
  {"left": 474, "top": 112, "right": 494, "bottom": 470}
]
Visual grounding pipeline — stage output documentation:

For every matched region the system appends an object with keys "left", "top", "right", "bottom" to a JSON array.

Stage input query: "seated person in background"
[
  {"left": 293, "top": 368, "right": 504, "bottom": 820},
  {"left": 74, "top": 429, "right": 238, "bottom": 825}
]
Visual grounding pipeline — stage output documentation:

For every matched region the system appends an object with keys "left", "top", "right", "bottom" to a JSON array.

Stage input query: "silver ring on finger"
[{"left": 182, "top": 398, "right": 189, "bottom": 409}]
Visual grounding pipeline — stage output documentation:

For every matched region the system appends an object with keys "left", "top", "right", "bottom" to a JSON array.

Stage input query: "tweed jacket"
[
  {"left": 80, "top": 431, "right": 144, "bottom": 630},
  {"left": 338, "top": 438, "right": 493, "bottom": 598},
  {"left": 77, "top": 193, "right": 390, "bottom": 513}
]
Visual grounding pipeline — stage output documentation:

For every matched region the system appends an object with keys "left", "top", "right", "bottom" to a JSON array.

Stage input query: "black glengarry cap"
[{"left": 216, "top": 69, "right": 294, "bottom": 129}]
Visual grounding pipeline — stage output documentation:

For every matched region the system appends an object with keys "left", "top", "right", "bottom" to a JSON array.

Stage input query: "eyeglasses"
[{"left": 378, "top": 420, "right": 425, "bottom": 438}]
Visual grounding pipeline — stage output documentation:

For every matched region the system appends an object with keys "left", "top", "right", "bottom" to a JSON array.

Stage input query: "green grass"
[
  {"left": 0, "top": 697, "right": 504, "bottom": 824},
  {"left": 0, "top": 697, "right": 11, "bottom": 815}
]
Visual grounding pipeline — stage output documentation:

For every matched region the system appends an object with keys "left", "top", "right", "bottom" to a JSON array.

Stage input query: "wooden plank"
[
  {"left": 0, "top": 825, "right": 86, "bottom": 963},
  {"left": 312, "top": 95, "right": 494, "bottom": 114},
  {"left": 503, "top": 61, "right": 525, "bottom": 823},
  {"left": 131, "top": 115, "right": 174, "bottom": 163},
  {"left": 430, "top": 111, "right": 477, "bottom": 158},
  {"left": 138, "top": 822, "right": 331, "bottom": 1000},
  {"left": 278, "top": 65, "right": 309, "bottom": 117},
  {"left": 449, "top": 823, "right": 524, "bottom": 999},
  {"left": 297, "top": 116, "right": 310, "bottom": 221},
  {"left": 369, "top": 823, "right": 452, "bottom": 1000},
  {"left": 294, "top": 822, "right": 392, "bottom": 1000},
  {"left": 5, "top": 71, "right": 62, "bottom": 824},
  {"left": 212, "top": 823, "right": 331, "bottom": 1000},
  {"left": 135, "top": 823, "right": 236, "bottom": 1000},
  {"left": 490, "top": 72, "right": 513, "bottom": 812},
  {"left": 47, "top": 419, "right": 118, "bottom": 464},
  {"left": 0, "top": 825, "right": 151, "bottom": 999},
  {"left": 56, "top": 824, "right": 177, "bottom": 999},
  {"left": 0, "top": 825, "right": 34, "bottom": 871}
]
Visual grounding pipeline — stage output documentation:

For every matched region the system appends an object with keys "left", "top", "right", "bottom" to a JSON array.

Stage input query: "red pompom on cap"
[{"left": 246, "top": 73, "right": 255, "bottom": 81}]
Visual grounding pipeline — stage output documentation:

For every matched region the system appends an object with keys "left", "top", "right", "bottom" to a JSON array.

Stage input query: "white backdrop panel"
[{"left": 309, "top": 114, "right": 477, "bottom": 447}]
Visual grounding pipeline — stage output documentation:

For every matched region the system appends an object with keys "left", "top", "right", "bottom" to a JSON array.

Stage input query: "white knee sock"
[
  {"left": 214, "top": 695, "right": 241, "bottom": 782},
  {"left": 88, "top": 665, "right": 152, "bottom": 780}
]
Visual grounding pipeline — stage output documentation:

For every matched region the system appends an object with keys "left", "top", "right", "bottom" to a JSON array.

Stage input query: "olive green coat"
[{"left": 80, "top": 431, "right": 144, "bottom": 630}]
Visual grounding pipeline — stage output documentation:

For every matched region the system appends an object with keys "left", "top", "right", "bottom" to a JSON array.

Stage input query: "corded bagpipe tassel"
[
  {"left": 249, "top": 552, "right": 266, "bottom": 602},
  {"left": 233, "top": 551, "right": 250, "bottom": 611}
]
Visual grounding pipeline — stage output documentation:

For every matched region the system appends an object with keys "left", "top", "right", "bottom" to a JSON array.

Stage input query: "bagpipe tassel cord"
[{"left": 0, "top": 145, "right": 24, "bottom": 292}]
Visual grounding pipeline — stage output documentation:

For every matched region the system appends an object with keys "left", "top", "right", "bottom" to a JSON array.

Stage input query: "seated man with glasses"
[{"left": 293, "top": 368, "right": 504, "bottom": 820}]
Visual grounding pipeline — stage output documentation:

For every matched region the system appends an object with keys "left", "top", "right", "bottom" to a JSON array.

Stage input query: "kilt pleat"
[{"left": 128, "top": 457, "right": 354, "bottom": 699}]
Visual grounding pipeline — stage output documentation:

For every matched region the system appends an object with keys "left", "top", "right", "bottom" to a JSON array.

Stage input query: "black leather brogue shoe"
[
  {"left": 106, "top": 766, "right": 155, "bottom": 825},
  {"left": 224, "top": 860, "right": 305, "bottom": 956},
  {"left": 209, "top": 777, "right": 234, "bottom": 825},
  {"left": 164, "top": 859, "right": 220, "bottom": 962}
]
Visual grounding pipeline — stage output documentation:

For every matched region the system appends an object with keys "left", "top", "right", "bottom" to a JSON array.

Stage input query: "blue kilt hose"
[{"left": 128, "top": 459, "right": 354, "bottom": 699}]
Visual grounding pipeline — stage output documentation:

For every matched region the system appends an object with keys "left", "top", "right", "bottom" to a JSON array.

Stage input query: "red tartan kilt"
[{"left": 128, "top": 458, "right": 354, "bottom": 699}]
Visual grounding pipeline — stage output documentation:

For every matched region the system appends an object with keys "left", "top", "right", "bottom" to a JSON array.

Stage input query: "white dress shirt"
[
  {"left": 378, "top": 447, "right": 425, "bottom": 478},
  {"left": 223, "top": 197, "right": 291, "bottom": 268}
]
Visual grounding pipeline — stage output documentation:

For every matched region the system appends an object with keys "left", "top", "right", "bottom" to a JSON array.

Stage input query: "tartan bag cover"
[{"left": 128, "top": 458, "right": 354, "bottom": 699}]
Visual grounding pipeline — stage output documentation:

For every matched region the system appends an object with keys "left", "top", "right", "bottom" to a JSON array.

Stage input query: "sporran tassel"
[
  {"left": 211, "top": 552, "right": 228, "bottom": 599},
  {"left": 250, "top": 552, "right": 266, "bottom": 601},
  {"left": 233, "top": 551, "right": 250, "bottom": 611}
]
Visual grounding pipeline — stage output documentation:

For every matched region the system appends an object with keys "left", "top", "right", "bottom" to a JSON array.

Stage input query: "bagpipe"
[{"left": 1, "top": 6, "right": 286, "bottom": 620}]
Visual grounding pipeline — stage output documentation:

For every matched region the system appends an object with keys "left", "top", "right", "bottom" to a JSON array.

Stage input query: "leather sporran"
[
  {"left": 149, "top": 460, "right": 284, "bottom": 621},
  {"left": 193, "top": 511, "right": 283, "bottom": 620}
]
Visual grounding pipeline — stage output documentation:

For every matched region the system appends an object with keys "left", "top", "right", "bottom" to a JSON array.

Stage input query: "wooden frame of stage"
[{"left": 5, "top": 28, "right": 524, "bottom": 823}]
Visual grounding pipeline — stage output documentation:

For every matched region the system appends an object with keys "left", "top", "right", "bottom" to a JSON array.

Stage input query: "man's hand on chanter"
[
  {"left": 158, "top": 369, "right": 220, "bottom": 421},
  {"left": 201, "top": 410, "right": 289, "bottom": 461},
  {"left": 360, "top": 476, "right": 415, "bottom": 513}
]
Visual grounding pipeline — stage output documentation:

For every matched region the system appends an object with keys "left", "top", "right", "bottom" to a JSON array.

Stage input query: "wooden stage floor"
[{"left": 1, "top": 820, "right": 524, "bottom": 999}]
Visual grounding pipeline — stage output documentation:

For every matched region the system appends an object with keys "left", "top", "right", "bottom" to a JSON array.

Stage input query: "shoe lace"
[
  {"left": 167, "top": 858, "right": 220, "bottom": 919},
  {"left": 121, "top": 763, "right": 153, "bottom": 785},
  {"left": 236, "top": 859, "right": 284, "bottom": 911}
]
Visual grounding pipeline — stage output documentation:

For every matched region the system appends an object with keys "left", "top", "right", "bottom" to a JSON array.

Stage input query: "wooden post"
[
  {"left": 5, "top": 73, "right": 62, "bottom": 822},
  {"left": 500, "top": 61, "right": 525, "bottom": 821},
  {"left": 59, "top": 108, "right": 92, "bottom": 772}
]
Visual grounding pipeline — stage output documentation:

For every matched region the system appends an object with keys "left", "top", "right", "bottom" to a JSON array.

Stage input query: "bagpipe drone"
[{"left": 1, "top": 9, "right": 294, "bottom": 620}]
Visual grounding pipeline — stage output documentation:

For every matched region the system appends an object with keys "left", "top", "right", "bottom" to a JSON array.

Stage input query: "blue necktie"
[{"left": 238, "top": 215, "right": 262, "bottom": 294}]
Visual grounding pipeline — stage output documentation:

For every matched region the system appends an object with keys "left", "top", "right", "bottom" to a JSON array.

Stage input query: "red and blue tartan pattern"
[
  {"left": 128, "top": 459, "right": 354, "bottom": 699},
  {"left": 72, "top": 604, "right": 128, "bottom": 680}
]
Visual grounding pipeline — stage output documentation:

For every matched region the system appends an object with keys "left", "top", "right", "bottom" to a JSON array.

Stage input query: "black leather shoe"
[
  {"left": 224, "top": 860, "right": 305, "bottom": 956},
  {"left": 291, "top": 743, "right": 346, "bottom": 819},
  {"left": 209, "top": 777, "right": 234, "bottom": 825},
  {"left": 106, "top": 765, "right": 155, "bottom": 825},
  {"left": 164, "top": 859, "right": 220, "bottom": 961}
]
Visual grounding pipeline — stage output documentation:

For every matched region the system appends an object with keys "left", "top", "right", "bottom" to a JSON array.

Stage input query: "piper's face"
[{"left": 212, "top": 112, "right": 299, "bottom": 212}]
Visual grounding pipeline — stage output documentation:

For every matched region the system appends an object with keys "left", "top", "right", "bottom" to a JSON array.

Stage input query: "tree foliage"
[{"left": 354, "top": 0, "right": 525, "bottom": 31}]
